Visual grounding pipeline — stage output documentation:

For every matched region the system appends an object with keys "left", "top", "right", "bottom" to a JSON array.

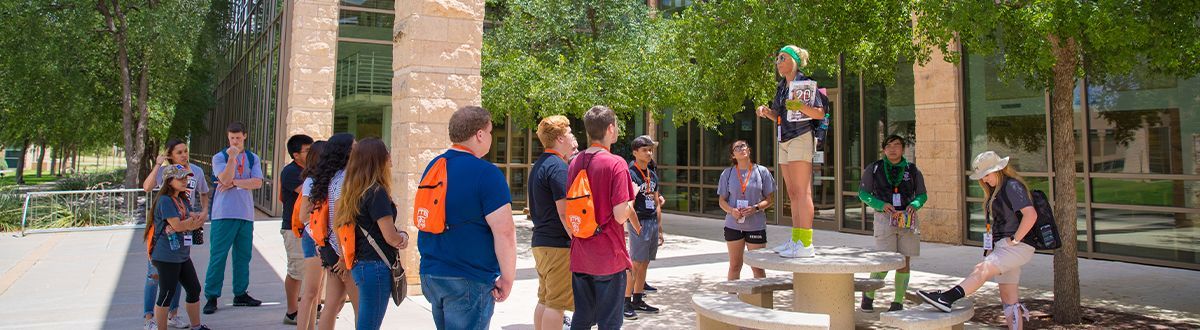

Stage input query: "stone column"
[
  {"left": 392, "top": 0, "right": 485, "bottom": 292},
  {"left": 281, "top": 0, "right": 338, "bottom": 140},
  {"left": 913, "top": 45, "right": 966, "bottom": 244}
]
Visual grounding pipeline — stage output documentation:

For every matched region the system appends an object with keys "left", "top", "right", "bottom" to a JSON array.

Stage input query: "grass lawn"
[{"left": 0, "top": 174, "right": 62, "bottom": 187}]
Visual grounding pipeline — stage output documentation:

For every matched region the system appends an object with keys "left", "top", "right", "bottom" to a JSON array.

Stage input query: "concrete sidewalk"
[{"left": 0, "top": 214, "right": 1196, "bottom": 329}]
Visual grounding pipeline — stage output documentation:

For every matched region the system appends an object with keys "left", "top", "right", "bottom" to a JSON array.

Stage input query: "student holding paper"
[{"left": 755, "top": 45, "right": 826, "bottom": 258}]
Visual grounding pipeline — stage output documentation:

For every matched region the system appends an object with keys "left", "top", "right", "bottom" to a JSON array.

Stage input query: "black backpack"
[{"left": 1000, "top": 181, "right": 1062, "bottom": 250}]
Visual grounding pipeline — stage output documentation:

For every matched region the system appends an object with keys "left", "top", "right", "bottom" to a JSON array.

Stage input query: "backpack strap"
[{"left": 360, "top": 226, "right": 398, "bottom": 268}]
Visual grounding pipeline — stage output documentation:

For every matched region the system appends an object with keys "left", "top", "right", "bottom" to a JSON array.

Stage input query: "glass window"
[
  {"left": 963, "top": 53, "right": 1049, "bottom": 172},
  {"left": 510, "top": 128, "right": 529, "bottom": 165},
  {"left": 661, "top": 185, "right": 685, "bottom": 213},
  {"left": 689, "top": 122, "right": 702, "bottom": 166},
  {"left": 842, "top": 195, "right": 864, "bottom": 230},
  {"left": 509, "top": 168, "right": 528, "bottom": 211},
  {"left": 1093, "top": 208, "right": 1197, "bottom": 264},
  {"left": 1093, "top": 179, "right": 1197, "bottom": 208},
  {"left": 334, "top": 41, "right": 392, "bottom": 143},
  {"left": 338, "top": 11, "right": 395, "bottom": 41},
  {"left": 1087, "top": 72, "right": 1199, "bottom": 175},
  {"left": 340, "top": 0, "right": 394, "bottom": 10},
  {"left": 842, "top": 74, "right": 862, "bottom": 192},
  {"left": 704, "top": 106, "right": 757, "bottom": 168},
  {"left": 702, "top": 188, "right": 723, "bottom": 218},
  {"left": 658, "top": 108, "right": 687, "bottom": 167},
  {"left": 862, "top": 60, "right": 917, "bottom": 163}
]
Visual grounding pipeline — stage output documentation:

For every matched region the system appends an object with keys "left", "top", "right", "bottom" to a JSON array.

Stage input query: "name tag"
[
  {"left": 736, "top": 200, "right": 750, "bottom": 209},
  {"left": 183, "top": 233, "right": 194, "bottom": 247},
  {"left": 645, "top": 197, "right": 656, "bottom": 210},
  {"left": 786, "top": 109, "right": 809, "bottom": 122},
  {"left": 892, "top": 193, "right": 902, "bottom": 207},
  {"left": 812, "top": 151, "right": 825, "bottom": 164},
  {"left": 983, "top": 232, "right": 993, "bottom": 251}
]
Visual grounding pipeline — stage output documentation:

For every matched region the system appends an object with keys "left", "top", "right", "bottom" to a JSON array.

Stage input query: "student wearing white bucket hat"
[{"left": 918, "top": 151, "right": 1038, "bottom": 330}]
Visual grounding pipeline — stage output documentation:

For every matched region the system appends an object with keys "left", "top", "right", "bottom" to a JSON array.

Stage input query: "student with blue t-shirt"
[
  {"left": 718, "top": 140, "right": 776, "bottom": 280},
  {"left": 203, "top": 122, "right": 264, "bottom": 314},
  {"left": 146, "top": 165, "right": 211, "bottom": 330},
  {"left": 417, "top": 106, "right": 517, "bottom": 330}
]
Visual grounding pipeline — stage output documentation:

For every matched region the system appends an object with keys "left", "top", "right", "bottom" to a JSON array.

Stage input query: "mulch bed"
[{"left": 971, "top": 299, "right": 1200, "bottom": 329}]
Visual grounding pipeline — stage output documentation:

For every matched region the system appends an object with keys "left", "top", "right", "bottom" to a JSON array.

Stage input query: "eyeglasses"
[
  {"left": 774, "top": 54, "right": 788, "bottom": 64},
  {"left": 733, "top": 145, "right": 749, "bottom": 151}
]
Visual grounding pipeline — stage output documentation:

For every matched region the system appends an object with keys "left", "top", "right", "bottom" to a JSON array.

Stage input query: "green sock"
[
  {"left": 865, "top": 272, "right": 887, "bottom": 299},
  {"left": 797, "top": 228, "right": 813, "bottom": 247},
  {"left": 894, "top": 272, "right": 911, "bottom": 303}
]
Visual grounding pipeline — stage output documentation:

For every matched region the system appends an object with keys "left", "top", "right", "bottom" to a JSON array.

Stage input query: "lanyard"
[
  {"left": 634, "top": 162, "right": 653, "bottom": 191},
  {"left": 171, "top": 196, "right": 190, "bottom": 221},
  {"left": 451, "top": 144, "right": 476, "bottom": 155},
  {"left": 234, "top": 152, "right": 246, "bottom": 178},
  {"left": 737, "top": 166, "right": 752, "bottom": 199},
  {"left": 544, "top": 149, "right": 566, "bottom": 162}
]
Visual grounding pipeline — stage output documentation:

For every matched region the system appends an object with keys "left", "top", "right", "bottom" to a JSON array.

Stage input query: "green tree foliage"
[
  {"left": 913, "top": 0, "right": 1200, "bottom": 323},
  {"left": 482, "top": 0, "right": 685, "bottom": 128}
]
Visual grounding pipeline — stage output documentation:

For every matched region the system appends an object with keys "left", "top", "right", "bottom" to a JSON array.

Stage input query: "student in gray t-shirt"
[
  {"left": 203, "top": 122, "right": 265, "bottom": 313},
  {"left": 716, "top": 140, "right": 776, "bottom": 281}
]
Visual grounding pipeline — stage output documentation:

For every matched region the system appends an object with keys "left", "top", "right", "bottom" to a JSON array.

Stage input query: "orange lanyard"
[
  {"left": 634, "top": 162, "right": 652, "bottom": 191},
  {"left": 171, "top": 196, "right": 190, "bottom": 220},
  {"left": 451, "top": 144, "right": 476, "bottom": 155},
  {"left": 737, "top": 166, "right": 753, "bottom": 198},
  {"left": 234, "top": 153, "right": 246, "bottom": 177},
  {"left": 544, "top": 149, "right": 566, "bottom": 162},
  {"left": 590, "top": 143, "right": 610, "bottom": 153}
]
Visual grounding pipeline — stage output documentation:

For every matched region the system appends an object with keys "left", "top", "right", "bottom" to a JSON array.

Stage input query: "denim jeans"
[
  {"left": 420, "top": 274, "right": 496, "bottom": 330},
  {"left": 351, "top": 260, "right": 391, "bottom": 330},
  {"left": 570, "top": 271, "right": 627, "bottom": 330},
  {"left": 143, "top": 260, "right": 181, "bottom": 317}
]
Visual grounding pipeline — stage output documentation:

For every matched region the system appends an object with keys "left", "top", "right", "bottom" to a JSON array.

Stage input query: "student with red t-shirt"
[{"left": 567, "top": 106, "right": 642, "bottom": 330}]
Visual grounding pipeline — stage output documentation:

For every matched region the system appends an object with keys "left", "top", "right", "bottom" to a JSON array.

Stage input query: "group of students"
[
  {"left": 141, "top": 122, "right": 267, "bottom": 330},
  {"left": 139, "top": 44, "right": 1042, "bottom": 330}
]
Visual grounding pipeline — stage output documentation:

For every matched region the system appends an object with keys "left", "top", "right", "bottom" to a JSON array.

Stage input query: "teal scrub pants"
[{"left": 204, "top": 219, "right": 254, "bottom": 299}]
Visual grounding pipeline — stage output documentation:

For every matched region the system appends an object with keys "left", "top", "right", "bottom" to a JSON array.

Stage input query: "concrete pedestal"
[{"left": 793, "top": 272, "right": 854, "bottom": 329}]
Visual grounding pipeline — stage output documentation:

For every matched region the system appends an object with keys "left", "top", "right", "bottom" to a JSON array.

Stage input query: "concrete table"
[{"left": 744, "top": 246, "right": 905, "bottom": 329}]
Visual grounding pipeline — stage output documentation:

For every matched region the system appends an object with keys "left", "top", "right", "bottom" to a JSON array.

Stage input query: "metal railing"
[{"left": 18, "top": 188, "right": 154, "bottom": 236}]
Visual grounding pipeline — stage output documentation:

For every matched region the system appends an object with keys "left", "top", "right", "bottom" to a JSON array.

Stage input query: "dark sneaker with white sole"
[
  {"left": 917, "top": 290, "right": 953, "bottom": 313},
  {"left": 623, "top": 302, "right": 638, "bottom": 320},
  {"left": 643, "top": 283, "right": 657, "bottom": 293},
  {"left": 888, "top": 302, "right": 904, "bottom": 312},
  {"left": 860, "top": 294, "right": 874, "bottom": 312},
  {"left": 632, "top": 301, "right": 660, "bottom": 314},
  {"left": 233, "top": 293, "right": 262, "bottom": 307}
]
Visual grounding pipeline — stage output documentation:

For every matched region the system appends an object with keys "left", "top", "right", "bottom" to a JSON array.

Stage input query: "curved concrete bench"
[
  {"left": 880, "top": 299, "right": 974, "bottom": 330},
  {"left": 712, "top": 277, "right": 885, "bottom": 308},
  {"left": 692, "top": 293, "right": 830, "bottom": 330}
]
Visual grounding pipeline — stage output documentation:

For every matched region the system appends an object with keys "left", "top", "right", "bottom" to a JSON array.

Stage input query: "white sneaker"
[
  {"left": 167, "top": 315, "right": 190, "bottom": 329},
  {"left": 143, "top": 319, "right": 157, "bottom": 330},
  {"left": 772, "top": 241, "right": 795, "bottom": 254},
  {"left": 781, "top": 242, "right": 816, "bottom": 258}
]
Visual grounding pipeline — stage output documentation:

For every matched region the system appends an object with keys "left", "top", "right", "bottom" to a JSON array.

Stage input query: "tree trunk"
[
  {"left": 35, "top": 141, "right": 46, "bottom": 177},
  {"left": 50, "top": 146, "right": 58, "bottom": 177},
  {"left": 1048, "top": 34, "right": 1082, "bottom": 324},
  {"left": 99, "top": 0, "right": 147, "bottom": 188},
  {"left": 15, "top": 139, "right": 30, "bottom": 185}
]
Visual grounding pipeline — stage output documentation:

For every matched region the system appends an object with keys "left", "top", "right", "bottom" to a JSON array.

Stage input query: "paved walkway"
[{"left": 0, "top": 213, "right": 1196, "bottom": 329}]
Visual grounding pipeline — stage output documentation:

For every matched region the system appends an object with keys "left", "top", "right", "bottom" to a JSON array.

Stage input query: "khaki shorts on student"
[
  {"left": 280, "top": 229, "right": 305, "bottom": 280},
  {"left": 778, "top": 131, "right": 815, "bottom": 164},
  {"left": 533, "top": 247, "right": 574, "bottom": 311},
  {"left": 986, "top": 239, "right": 1036, "bottom": 284},
  {"left": 873, "top": 213, "right": 920, "bottom": 257}
]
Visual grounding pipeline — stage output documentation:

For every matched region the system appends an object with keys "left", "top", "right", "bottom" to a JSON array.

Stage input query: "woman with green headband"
[{"left": 755, "top": 45, "right": 825, "bottom": 258}]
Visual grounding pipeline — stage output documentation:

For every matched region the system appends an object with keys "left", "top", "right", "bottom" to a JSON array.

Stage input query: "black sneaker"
[
  {"left": 190, "top": 325, "right": 212, "bottom": 330},
  {"left": 623, "top": 302, "right": 638, "bottom": 320},
  {"left": 917, "top": 290, "right": 953, "bottom": 313},
  {"left": 202, "top": 298, "right": 218, "bottom": 314},
  {"left": 860, "top": 294, "right": 874, "bottom": 312},
  {"left": 888, "top": 302, "right": 904, "bottom": 312},
  {"left": 632, "top": 300, "right": 660, "bottom": 314},
  {"left": 233, "top": 293, "right": 262, "bottom": 307},
  {"left": 643, "top": 283, "right": 657, "bottom": 293},
  {"left": 283, "top": 311, "right": 298, "bottom": 325}
]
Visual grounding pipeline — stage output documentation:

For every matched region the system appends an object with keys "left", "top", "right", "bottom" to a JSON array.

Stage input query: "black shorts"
[{"left": 723, "top": 227, "right": 767, "bottom": 244}]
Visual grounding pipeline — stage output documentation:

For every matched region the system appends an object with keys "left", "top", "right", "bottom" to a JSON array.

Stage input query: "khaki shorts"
[
  {"left": 533, "top": 247, "right": 574, "bottom": 311},
  {"left": 873, "top": 213, "right": 920, "bottom": 257},
  {"left": 778, "top": 131, "right": 815, "bottom": 164},
  {"left": 281, "top": 230, "right": 305, "bottom": 280},
  {"left": 986, "top": 239, "right": 1035, "bottom": 284}
]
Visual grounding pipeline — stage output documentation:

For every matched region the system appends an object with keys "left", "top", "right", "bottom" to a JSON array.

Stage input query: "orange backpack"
[
  {"left": 310, "top": 201, "right": 331, "bottom": 247},
  {"left": 413, "top": 157, "right": 449, "bottom": 234},
  {"left": 290, "top": 200, "right": 305, "bottom": 238},
  {"left": 336, "top": 222, "right": 357, "bottom": 269},
  {"left": 565, "top": 153, "right": 600, "bottom": 238}
]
